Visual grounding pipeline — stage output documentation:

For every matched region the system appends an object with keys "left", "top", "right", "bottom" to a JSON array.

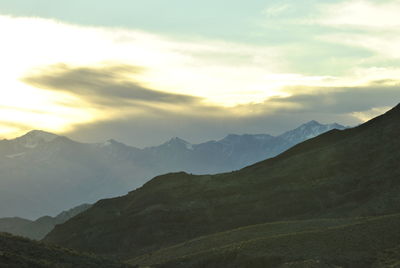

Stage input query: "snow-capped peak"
[
  {"left": 17, "top": 130, "right": 59, "bottom": 148},
  {"left": 23, "top": 130, "right": 58, "bottom": 142},
  {"left": 279, "top": 121, "right": 346, "bottom": 143}
]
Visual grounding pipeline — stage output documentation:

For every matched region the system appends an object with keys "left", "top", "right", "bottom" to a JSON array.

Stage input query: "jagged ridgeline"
[{"left": 43, "top": 104, "right": 400, "bottom": 267}]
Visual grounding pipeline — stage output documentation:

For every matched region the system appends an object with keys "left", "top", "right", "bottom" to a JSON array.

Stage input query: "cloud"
[
  {"left": 0, "top": 121, "right": 33, "bottom": 137},
  {"left": 16, "top": 60, "right": 400, "bottom": 147},
  {"left": 351, "top": 106, "right": 393, "bottom": 122},
  {"left": 23, "top": 63, "right": 201, "bottom": 107},
  {"left": 63, "top": 80, "right": 400, "bottom": 146},
  {"left": 0, "top": 15, "right": 291, "bottom": 108},
  {"left": 1, "top": 11, "right": 399, "bottom": 144},
  {"left": 267, "top": 82, "right": 400, "bottom": 114},
  {"left": 317, "top": 0, "right": 400, "bottom": 28},
  {"left": 313, "top": 0, "right": 400, "bottom": 60},
  {"left": 263, "top": 4, "right": 291, "bottom": 17},
  {"left": 5, "top": 58, "right": 400, "bottom": 146}
]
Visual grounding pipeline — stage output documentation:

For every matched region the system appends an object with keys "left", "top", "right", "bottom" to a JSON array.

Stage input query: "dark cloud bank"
[
  {"left": 23, "top": 63, "right": 400, "bottom": 147},
  {"left": 23, "top": 63, "right": 200, "bottom": 107}
]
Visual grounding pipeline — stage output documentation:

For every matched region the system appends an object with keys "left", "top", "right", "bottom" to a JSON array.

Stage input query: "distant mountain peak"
[
  {"left": 167, "top": 137, "right": 190, "bottom": 144},
  {"left": 222, "top": 134, "right": 240, "bottom": 141},
  {"left": 22, "top": 130, "right": 58, "bottom": 141},
  {"left": 303, "top": 120, "right": 322, "bottom": 126},
  {"left": 296, "top": 120, "right": 345, "bottom": 131},
  {"left": 164, "top": 137, "right": 193, "bottom": 150},
  {"left": 170, "top": 137, "right": 186, "bottom": 142},
  {"left": 279, "top": 121, "right": 346, "bottom": 144},
  {"left": 16, "top": 130, "right": 59, "bottom": 148}
]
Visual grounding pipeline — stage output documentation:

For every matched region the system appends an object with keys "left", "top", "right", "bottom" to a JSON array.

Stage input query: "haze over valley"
[
  {"left": 1, "top": 0, "right": 400, "bottom": 267},
  {"left": 0, "top": 120, "right": 344, "bottom": 219}
]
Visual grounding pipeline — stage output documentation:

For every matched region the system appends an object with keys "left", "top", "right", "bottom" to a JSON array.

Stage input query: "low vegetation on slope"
[
  {"left": 129, "top": 217, "right": 365, "bottom": 266},
  {"left": 0, "top": 232, "right": 132, "bottom": 268},
  {"left": 146, "top": 214, "right": 400, "bottom": 268}
]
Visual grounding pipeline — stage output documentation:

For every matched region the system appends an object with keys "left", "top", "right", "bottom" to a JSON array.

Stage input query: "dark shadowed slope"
[
  {"left": 44, "top": 104, "right": 400, "bottom": 260},
  {"left": 0, "top": 233, "right": 132, "bottom": 268}
]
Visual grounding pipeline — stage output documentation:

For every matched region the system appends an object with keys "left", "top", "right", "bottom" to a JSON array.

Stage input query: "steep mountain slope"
[
  {"left": 0, "top": 232, "right": 132, "bottom": 268},
  {"left": 0, "top": 121, "right": 343, "bottom": 219},
  {"left": 44, "top": 104, "right": 400, "bottom": 260},
  {"left": 0, "top": 204, "right": 91, "bottom": 240}
]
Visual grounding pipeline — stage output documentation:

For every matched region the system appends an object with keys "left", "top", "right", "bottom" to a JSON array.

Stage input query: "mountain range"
[
  {"left": 42, "top": 103, "right": 400, "bottom": 267},
  {"left": 0, "top": 120, "right": 345, "bottom": 219}
]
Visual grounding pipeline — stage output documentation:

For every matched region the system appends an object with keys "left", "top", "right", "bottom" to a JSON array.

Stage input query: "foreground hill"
[
  {"left": 0, "top": 121, "right": 343, "bottom": 219},
  {"left": 44, "top": 104, "right": 400, "bottom": 261},
  {"left": 130, "top": 214, "right": 400, "bottom": 267},
  {"left": 129, "top": 217, "right": 364, "bottom": 266},
  {"left": 0, "top": 233, "right": 131, "bottom": 268},
  {"left": 0, "top": 204, "right": 91, "bottom": 240}
]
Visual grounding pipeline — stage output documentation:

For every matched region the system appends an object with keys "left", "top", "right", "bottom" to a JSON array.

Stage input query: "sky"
[{"left": 0, "top": 0, "right": 399, "bottom": 147}]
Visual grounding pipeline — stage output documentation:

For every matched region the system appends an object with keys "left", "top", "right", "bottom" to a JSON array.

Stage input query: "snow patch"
[
  {"left": 99, "top": 140, "right": 113, "bottom": 148},
  {"left": 16, "top": 130, "right": 58, "bottom": 149},
  {"left": 6, "top": 152, "right": 26, "bottom": 159},
  {"left": 25, "top": 130, "right": 58, "bottom": 142}
]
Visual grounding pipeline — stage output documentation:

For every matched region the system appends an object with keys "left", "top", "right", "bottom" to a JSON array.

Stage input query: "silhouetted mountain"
[
  {"left": 0, "top": 204, "right": 91, "bottom": 240},
  {"left": 43, "top": 104, "right": 400, "bottom": 268},
  {"left": 0, "top": 121, "right": 345, "bottom": 218}
]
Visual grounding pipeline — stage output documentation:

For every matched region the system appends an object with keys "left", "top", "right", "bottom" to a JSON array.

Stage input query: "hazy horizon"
[
  {"left": 3, "top": 119, "right": 349, "bottom": 148},
  {"left": 1, "top": 0, "right": 399, "bottom": 146}
]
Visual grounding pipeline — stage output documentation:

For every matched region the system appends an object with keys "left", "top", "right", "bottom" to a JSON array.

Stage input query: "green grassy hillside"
[
  {"left": 129, "top": 217, "right": 365, "bottom": 266},
  {"left": 146, "top": 214, "right": 400, "bottom": 268}
]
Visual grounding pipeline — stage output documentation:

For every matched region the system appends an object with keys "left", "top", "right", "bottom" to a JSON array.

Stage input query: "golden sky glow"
[{"left": 0, "top": 0, "right": 400, "bottom": 142}]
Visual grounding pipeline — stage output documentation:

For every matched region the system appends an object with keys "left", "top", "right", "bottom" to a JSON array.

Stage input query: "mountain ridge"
[
  {"left": 0, "top": 120, "right": 346, "bottom": 219},
  {"left": 3, "top": 120, "right": 345, "bottom": 149},
  {"left": 43, "top": 103, "right": 400, "bottom": 262}
]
